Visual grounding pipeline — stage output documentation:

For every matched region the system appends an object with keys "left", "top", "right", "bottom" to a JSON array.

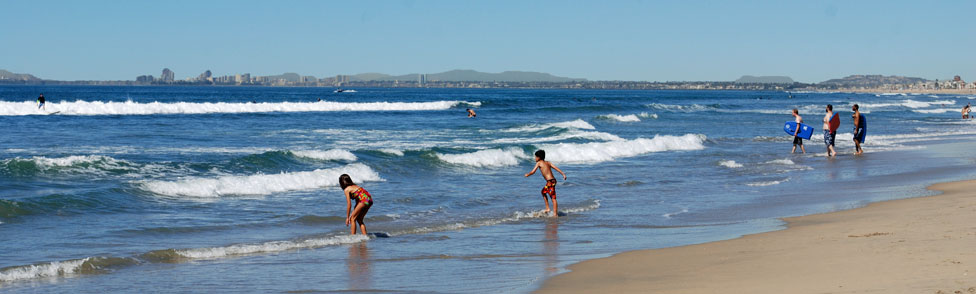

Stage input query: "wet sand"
[{"left": 537, "top": 180, "right": 976, "bottom": 294}]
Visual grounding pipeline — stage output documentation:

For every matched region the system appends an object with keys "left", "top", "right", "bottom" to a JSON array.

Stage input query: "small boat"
[{"left": 334, "top": 88, "right": 345, "bottom": 93}]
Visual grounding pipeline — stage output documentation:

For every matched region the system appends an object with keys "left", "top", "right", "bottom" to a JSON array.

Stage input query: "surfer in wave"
[
  {"left": 525, "top": 150, "right": 567, "bottom": 217},
  {"left": 37, "top": 94, "right": 45, "bottom": 110},
  {"left": 340, "top": 174, "right": 373, "bottom": 235}
]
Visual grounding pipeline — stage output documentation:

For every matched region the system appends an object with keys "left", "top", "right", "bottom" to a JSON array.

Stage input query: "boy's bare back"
[{"left": 537, "top": 161, "right": 556, "bottom": 180}]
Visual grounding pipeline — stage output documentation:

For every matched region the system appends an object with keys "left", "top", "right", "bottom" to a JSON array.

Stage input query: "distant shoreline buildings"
[{"left": 2, "top": 68, "right": 974, "bottom": 93}]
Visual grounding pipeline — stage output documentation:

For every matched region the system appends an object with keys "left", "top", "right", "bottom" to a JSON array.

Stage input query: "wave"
[
  {"left": 718, "top": 160, "right": 743, "bottom": 168},
  {"left": 0, "top": 155, "right": 167, "bottom": 177},
  {"left": 638, "top": 112, "right": 658, "bottom": 119},
  {"left": 854, "top": 99, "right": 955, "bottom": 110},
  {"left": 912, "top": 108, "right": 957, "bottom": 114},
  {"left": 489, "top": 129, "right": 623, "bottom": 144},
  {"left": 290, "top": 149, "right": 357, "bottom": 161},
  {"left": 142, "top": 234, "right": 371, "bottom": 262},
  {"left": 395, "top": 199, "right": 601, "bottom": 235},
  {"left": 538, "top": 134, "right": 707, "bottom": 164},
  {"left": 596, "top": 114, "right": 641, "bottom": 122},
  {"left": 0, "top": 100, "right": 480, "bottom": 116},
  {"left": 377, "top": 149, "right": 405, "bottom": 156},
  {"left": 139, "top": 163, "right": 382, "bottom": 198},
  {"left": 435, "top": 147, "right": 531, "bottom": 167},
  {"left": 646, "top": 103, "right": 717, "bottom": 112},
  {"left": 501, "top": 119, "right": 595, "bottom": 133},
  {"left": 0, "top": 257, "right": 139, "bottom": 283}
]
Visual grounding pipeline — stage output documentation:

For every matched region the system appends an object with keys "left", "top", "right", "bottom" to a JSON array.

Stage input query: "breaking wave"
[
  {"left": 435, "top": 147, "right": 531, "bottom": 167},
  {"left": 538, "top": 134, "right": 707, "bottom": 164},
  {"left": 0, "top": 100, "right": 480, "bottom": 116},
  {"left": 0, "top": 257, "right": 139, "bottom": 283},
  {"left": 596, "top": 114, "right": 641, "bottom": 122},
  {"left": 139, "top": 163, "right": 382, "bottom": 197},
  {"left": 289, "top": 149, "right": 357, "bottom": 161}
]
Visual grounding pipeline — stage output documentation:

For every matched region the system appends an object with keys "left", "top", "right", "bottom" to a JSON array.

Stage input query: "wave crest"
[{"left": 140, "top": 163, "right": 382, "bottom": 197}]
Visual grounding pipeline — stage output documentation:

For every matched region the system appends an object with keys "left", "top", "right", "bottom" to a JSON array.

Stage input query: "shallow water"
[{"left": 1, "top": 86, "right": 975, "bottom": 293}]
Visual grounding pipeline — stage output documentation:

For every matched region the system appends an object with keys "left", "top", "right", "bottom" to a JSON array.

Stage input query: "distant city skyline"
[{"left": 1, "top": 0, "right": 973, "bottom": 83}]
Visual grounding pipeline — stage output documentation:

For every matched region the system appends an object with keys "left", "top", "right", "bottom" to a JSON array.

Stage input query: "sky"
[{"left": 1, "top": 0, "right": 973, "bottom": 83}]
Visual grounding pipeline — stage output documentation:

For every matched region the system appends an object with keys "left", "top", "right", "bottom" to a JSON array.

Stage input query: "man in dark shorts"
[
  {"left": 852, "top": 104, "right": 866, "bottom": 155},
  {"left": 790, "top": 108, "right": 805, "bottom": 153},
  {"left": 822, "top": 104, "right": 837, "bottom": 157}
]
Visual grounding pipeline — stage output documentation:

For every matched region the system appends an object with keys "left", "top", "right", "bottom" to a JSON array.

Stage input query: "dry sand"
[{"left": 537, "top": 180, "right": 976, "bottom": 294}]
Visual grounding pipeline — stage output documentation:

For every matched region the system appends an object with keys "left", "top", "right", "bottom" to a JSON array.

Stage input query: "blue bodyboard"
[{"left": 784, "top": 121, "right": 814, "bottom": 140}]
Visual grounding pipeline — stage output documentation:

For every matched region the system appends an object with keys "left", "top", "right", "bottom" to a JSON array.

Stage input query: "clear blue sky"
[{"left": 1, "top": 0, "right": 973, "bottom": 82}]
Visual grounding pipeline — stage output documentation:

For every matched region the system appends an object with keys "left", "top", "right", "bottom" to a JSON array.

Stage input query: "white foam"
[
  {"left": 662, "top": 207, "right": 689, "bottom": 219},
  {"left": 489, "top": 129, "right": 623, "bottom": 144},
  {"left": 538, "top": 134, "right": 707, "bottom": 164},
  {"left": 912, "top": 108, "right": 956, "bottom": 114},
  {"left": 0, "top": 258, "right": 89, "bottom": 282},
  {"left": 597, "top": 114, "right": 641, "bottom": 122},
  {"left": 502, "top": 119, "right": 595, "bottom": 133},
  {"left": 855, "top": 99, "right": 955, "bottom": 110},
  {"left": 646, "top": 103, "right": 714, "bottom": 112},
  {"left": 638, "top": 112, "right": 658, "bottom": 119},
  {"left": 766, "top": 159, "right": 796, "bottom": 165},
  {"left": 719, "top": 160, "right": 743, "bottom": 168},
  {"left": 290, "top": 149, "right": 357, "bottom": 161},
  {"left": 140, "top": 163, "right": 382, "bottom": 197},
  {"left": 747, "top": 178, "right": 790, "bottom": 187},
  {"left": 0, "top": 100, "right": 479, "bottom": 116},
  {"left": 175, "top": 234, "right": 369, "bottom": 260},
  {"left": 377, "top": 149, "right": 405, "bottom": 156},
  {"left": 435, "top": 147, "right": 531, "bottom": 167},
  {"left": 396, "top": 200, "right": 601, "bottom": 235}
]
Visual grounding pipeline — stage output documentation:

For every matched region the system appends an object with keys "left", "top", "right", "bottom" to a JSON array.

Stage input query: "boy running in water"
[{"left": 524, "top": 150, "right": 566, "bottom": 217}]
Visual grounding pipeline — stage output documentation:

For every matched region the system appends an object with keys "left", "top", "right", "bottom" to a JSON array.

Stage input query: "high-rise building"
[
  {"left": 418, "top": 74, "right": 427, "bottom": 85},
  {"left": 161, "top": 68, "right": 175, "bottom": 82},
  {"left": 136, "top": 75, "right": 154, "bottom": 83}
]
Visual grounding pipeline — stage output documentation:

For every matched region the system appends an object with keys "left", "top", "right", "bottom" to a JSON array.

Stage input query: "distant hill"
[
  {"left": 0, "top": 69, "right": 42, "bottom": 82},
  {"left": 263, "top": 72, "right": 302, "bottom": 82},
  {"left": 735, "top": 75, "right": 794, "bottom": 84},
  {"left": 352, "top": 69, "right": 585, "bottom": 82},
  {"left": 819, "top": 75, "right": 929, "bottom": 88}
]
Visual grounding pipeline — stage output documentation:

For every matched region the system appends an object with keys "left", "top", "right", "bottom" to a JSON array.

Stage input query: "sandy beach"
[{"left": 537, "top": 180, "right": 976, "bottom": 294}]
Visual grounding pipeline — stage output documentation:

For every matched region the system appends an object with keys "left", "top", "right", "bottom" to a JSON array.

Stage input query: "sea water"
[{"left": 1, "top": 86, "right": 975, "bottom": 293}]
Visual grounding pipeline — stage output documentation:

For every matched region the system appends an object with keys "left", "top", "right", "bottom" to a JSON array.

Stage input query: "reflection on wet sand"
[
  {"left": 543, "top": 219, "right": 560, "bottom": 274},
  {"left": 346, "top": 241, "right": 372, "bottom": 290}
]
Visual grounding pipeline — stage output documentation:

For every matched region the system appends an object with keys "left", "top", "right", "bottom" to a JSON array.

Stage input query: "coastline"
[{"left": 536, "top": 179, "right": 976, "bottom": 294}]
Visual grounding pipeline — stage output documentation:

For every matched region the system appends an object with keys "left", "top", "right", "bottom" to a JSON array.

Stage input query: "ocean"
[{"left": 1, "top": 86, "right": 975, "bottom": 293}]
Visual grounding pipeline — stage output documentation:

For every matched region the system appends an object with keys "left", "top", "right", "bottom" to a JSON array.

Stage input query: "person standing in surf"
[
  {"left": 790, "top": 108, "right": 805, "bottom": 154},
  {"left": 340, "top": 174, "right": 373, "bottom": 235},
  {"left": 524, "top": 150, "right": 567, "bottom": 217},
  {"left": 823, "top": 104, "right": 837, "bottom": 157},
  {"left": 37, "top": 94, "right": 45, "bottom": 110},
  {"left": 852, "top": 104, "right": 866, "bottom": 155},
  {"left": 963, "top": 103, "right": 971, "bottom": 119}
]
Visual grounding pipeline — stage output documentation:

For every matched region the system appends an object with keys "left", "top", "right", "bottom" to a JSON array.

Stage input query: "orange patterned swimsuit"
[
  {"left": 349, "top": 187, "right": 373, "bottom": 206},
  {"left": 541, "top": 179, "right": 557, "bottom": 198}
]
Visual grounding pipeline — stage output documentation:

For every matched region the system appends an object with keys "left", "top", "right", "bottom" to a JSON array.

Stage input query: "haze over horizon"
[{"left": 1, "top": 0, "right": 973, "bottom": 83}]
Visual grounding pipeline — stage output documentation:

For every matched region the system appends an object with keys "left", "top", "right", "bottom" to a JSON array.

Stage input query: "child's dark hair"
[
  {"left": 534, "top": 150, "right": 545, "bottom": 160},
  {"left": 826, "top": 104, "right": 833, "bottom": 111},
  {"left": 339, "top": 174, "right": 355, "bottom": 190}
]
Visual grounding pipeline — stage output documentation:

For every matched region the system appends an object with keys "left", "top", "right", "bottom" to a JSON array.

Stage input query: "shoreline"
[{"left": 536, "top": 179, "right": 976, "bottom": 294}]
